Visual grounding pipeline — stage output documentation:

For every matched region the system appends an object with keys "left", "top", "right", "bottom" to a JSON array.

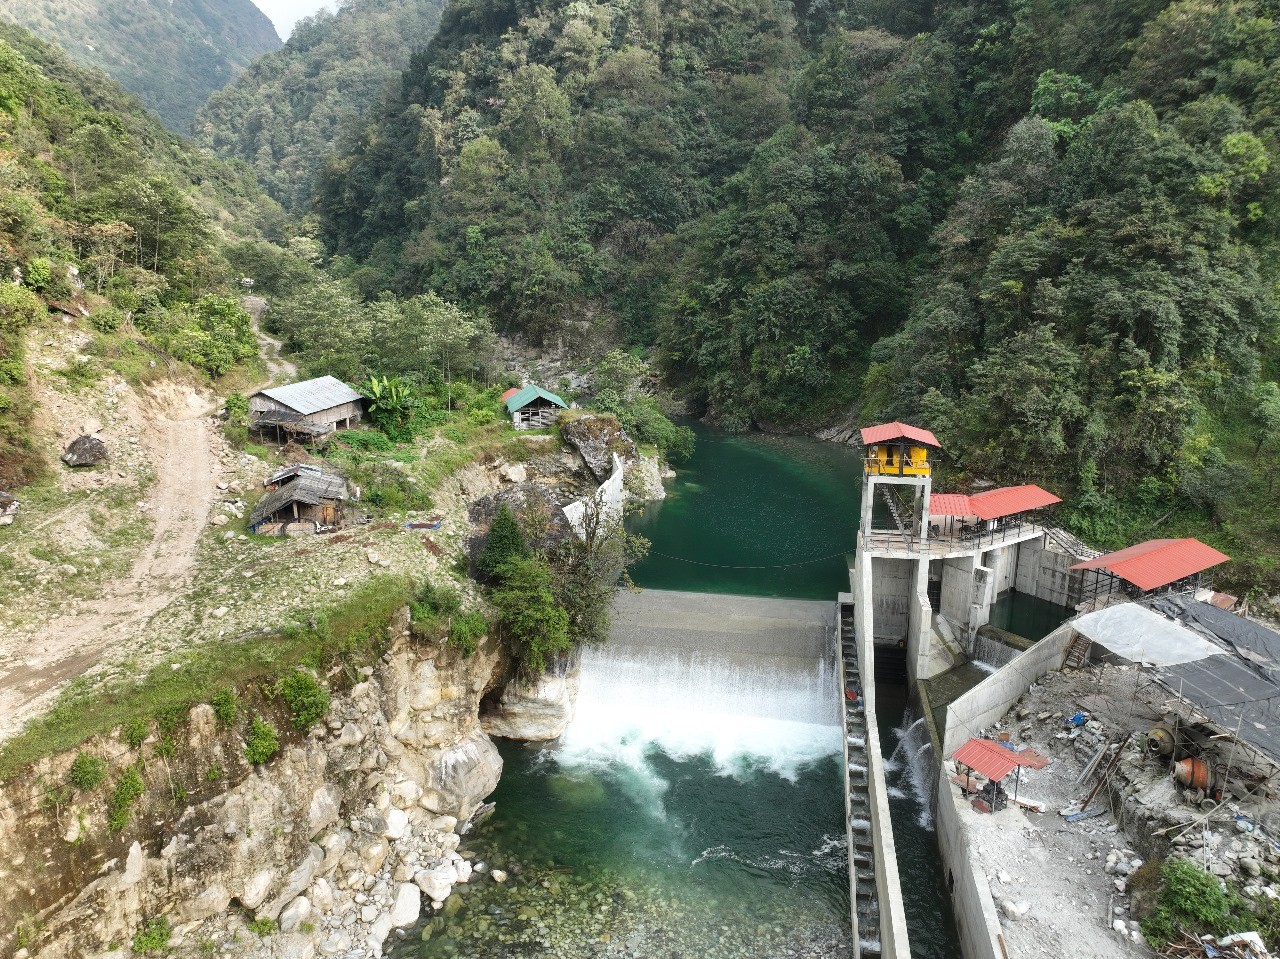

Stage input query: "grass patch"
[
  {"left": 275, "top": 670, "right": 330, "bottom": 729},
  {"left": 0, "top": 575, "right": 413, "bottom": 777},
  {"left": 1139, "top": 859, "right": 1251, "bottom": 948},
  {"left": 244, "top": 716, "right": 279, "bottom": 765},
  {"left": 131, "top": 916, "right": 171, "bottom": 954},
  {"left": 68, "top": 752, "right": 106, "bottom": 790},
  {"left": 107, "top": 765, "right": 144, "bottom": 832}
]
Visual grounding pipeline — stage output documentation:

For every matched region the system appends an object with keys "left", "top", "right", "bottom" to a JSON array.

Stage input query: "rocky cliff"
[{"left": 0, "top": 614, "right": 506, "bottom": 959}]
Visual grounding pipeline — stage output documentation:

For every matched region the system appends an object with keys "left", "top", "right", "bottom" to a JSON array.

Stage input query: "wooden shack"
[
  {"left": 504, "top": 384, "right": 568, "bottom": 430},
  {"left": 249, "top": 464, "right": 350, "bottom": 536},
  {"left": 249, "top": 376, "right": 365, "bottom": 442}
]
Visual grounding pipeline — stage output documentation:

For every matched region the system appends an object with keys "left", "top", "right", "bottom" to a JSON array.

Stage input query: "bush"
[
  {"left": 477, "top": 504, "right": 530, "bottom": 576},
  {"left": 244, "top": 716, "right": 279, "bottom": 765},
  {"left": 89, "top": 306, "right": 126, "bottom": 333},
  {"left": 246, "top": 917, "right": 278, "bottom": 937},
  {"left": 448, "top": 611, "right": 487, "bottom": 656},
  {"left": 210, "top": 688, "right": 238, "bottom": 726},
  {"left": 491, "top": 556, "right": 571, "bottom": 677},
  {"left": 276, "top": 670, "right": 330, "bottom": 729},
  {"left": 1140, "top": 859, "right": 1248, "bottom": 947},
  {"left": 132, "top": 916, "right": 171, "bottom": 954},
  {"left": 122, "top": 718, "right": 148, "bottom": 749},
  {"left": 68, "top": 752, "right": 107, "bottom": 790},
  {"left": 107, "top": 765, "right": 145, "bottom": 832},
  {"left": 224, "top": 391, "right": 249, "bottom": 425}
]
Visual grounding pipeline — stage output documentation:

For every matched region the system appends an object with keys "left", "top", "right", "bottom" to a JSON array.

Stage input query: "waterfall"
[
  {"left": 887, "top": 712, "right": 938, "bottom": 829},
  {"left": 972, "top": 633, "right": 1019, "bottom": 672},
  {"left": 559, "top": 636, "right": 842, "bottom": 781}
]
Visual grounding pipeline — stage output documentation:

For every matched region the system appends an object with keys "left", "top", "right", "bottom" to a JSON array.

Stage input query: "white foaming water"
[
  {"left": 888, "top": 713, "right": 937, "bottom": 829},
  {"left": 972, "top": 634, "right": 1019, "bottom": 671},
  {"left": 557, "top": 643, "right": 842, "bottom": 783}
]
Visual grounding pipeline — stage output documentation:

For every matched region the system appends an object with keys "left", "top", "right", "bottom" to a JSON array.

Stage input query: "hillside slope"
[
  {"left": 314, "top": 0, "right": 1280, "bottom": 591},
  {"left": 196, "top": 0, "right": 448, "bottom": 212},
  {"left": 0, "top": 0, "right": 280, "bottom": 130}
]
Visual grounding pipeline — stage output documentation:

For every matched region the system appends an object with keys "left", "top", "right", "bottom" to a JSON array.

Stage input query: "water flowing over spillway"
[{"left": 403, "top": 591, "right": 854, "bottom": 959}]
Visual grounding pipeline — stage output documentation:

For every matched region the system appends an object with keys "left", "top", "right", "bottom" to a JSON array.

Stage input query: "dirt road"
[{"left": 0, "top": 313, "right": 293, "bottom": 741}]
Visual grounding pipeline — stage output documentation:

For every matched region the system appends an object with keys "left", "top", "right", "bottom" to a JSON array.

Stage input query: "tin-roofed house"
[
  {"left": 504, "top": 384, "right": 568, "bottom": 430},
  {"left": 249, "top": 376, "right": 365, "bottom": 443},
  {"left": 250, "top": 464, "right": 351, "bottom": 536}
]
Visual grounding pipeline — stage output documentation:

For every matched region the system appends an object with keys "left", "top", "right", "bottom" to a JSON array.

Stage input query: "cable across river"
[{"left": 645, "top": 547, "right": 857, "bottom": 570}]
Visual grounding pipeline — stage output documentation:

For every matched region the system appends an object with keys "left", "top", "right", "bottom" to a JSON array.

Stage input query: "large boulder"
[
  {"left": 61, "top": 434, "right": 108, "bottom": 467},
  {"left": 467, "top": 482, "right": 575, "bottom": 560},
  {"left": 559, "top": 414, "right": 637, "bottom": 482},
  {"left": 481, "top": 660, "right": 581, "bottom": 741}
]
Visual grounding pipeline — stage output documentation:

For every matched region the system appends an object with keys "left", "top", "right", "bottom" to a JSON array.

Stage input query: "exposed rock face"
[
  {"left": 559, "top": 414, "right": 637, "bottom": 483},
  {"left": 627, "top": 453, "right": 667, "bottom": 502},
  {"left": 482, "top": 659, "right": 582, "bottom": 741},
  {"left": 0, "top": 620, "right": 505, "bottom": 959},
  {"left": 467, "top": 482, "right": 574, "bottom": 558},
  {"left": 60, "top": 434, "right": 109, "bottom": 467}
]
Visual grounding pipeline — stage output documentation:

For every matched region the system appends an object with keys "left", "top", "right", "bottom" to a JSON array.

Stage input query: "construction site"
[{"left": 847, "top": 422, "right": 1280, "bottom": 959}]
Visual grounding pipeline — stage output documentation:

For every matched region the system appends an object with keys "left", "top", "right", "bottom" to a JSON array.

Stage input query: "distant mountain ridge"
[
  {"left": 195, "top": 0, "right": 448, "bottom": 213},
  {"left": 0, "top": 0, "right": 281, "bottom": 131}
]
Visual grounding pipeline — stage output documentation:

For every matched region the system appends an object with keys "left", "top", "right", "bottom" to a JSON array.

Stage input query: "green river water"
[{"left": 399, "top": 423, "right": 961, "bottom": 959}]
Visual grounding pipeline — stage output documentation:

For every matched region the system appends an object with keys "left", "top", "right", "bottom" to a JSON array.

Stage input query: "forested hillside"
[
  {"left": 196, "top": 0, "right": 449, "bottom": 212},
  {"left": 0, "top": 23, "right": 286, "bottom": 489},
  {"left": 314, "top": 0, "right": 1280, "bottom": 590},
  {"left": 0, "top": 0, "right": 280, "bottom": 130}
]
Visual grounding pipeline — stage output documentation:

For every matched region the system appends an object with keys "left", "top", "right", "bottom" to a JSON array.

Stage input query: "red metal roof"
[
  {"left": 952, "top": 738, "right": 1021, "bottom": 781},
  {"left": 968, "top": 484, "right": 1061, "bottom": 520},
  {"left": 928, "top": 484, "right": 1060, "bottom": 520},
  {"left": 929, "top": 493, "right": 973, "bottom": 517},
  {"left": 1069, "top": 538, "right": 1230, "bottom": 592},
  {"left": 860, "top": 421, "right": 941, "bottom": 448},
  {"left": 500, "top": 387, "right": 520, "bottom": 402}
]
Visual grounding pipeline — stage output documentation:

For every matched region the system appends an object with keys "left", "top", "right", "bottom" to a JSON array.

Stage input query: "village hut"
[
  {"left": 249, "top": 376, "right": 365, "bottom": 443},
  {"left": 503, "top": 384, "right": 568, "bottom": 430},
  {"left": 249, "top": 464, "right": 350, "bottom": 536}
]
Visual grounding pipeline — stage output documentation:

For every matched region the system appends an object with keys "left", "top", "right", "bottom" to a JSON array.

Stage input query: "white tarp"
[{"left": 1073, "top": 603, "right": 1225, "bottom": 666}]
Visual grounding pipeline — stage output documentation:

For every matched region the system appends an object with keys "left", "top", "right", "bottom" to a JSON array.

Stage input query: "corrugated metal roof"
[
  {"left": 501, "top": 387, "right": 520, "bottom": 402},
  {"left": 860, "top": 421, "right": 941, "bottom": 448},
  {"left": 968, "top": 484, "right": 1061, "bottom": 520},
  {"left": 929, "top": 494, "right": 972, "bottom": 517},
  {"left": 250, "top": 470, "right": 349, "bottom": 527},
  {"left": 1069, "top": 538, "right": 1230, "bottom": 592},
  {"left": 928, "top": 485, "right": 1060, "bottom": 519},
  {"left": 505, "top": 384, "right": 568, "bottom": 413},
  {"left": 952, "top": 738, "right": 1020, "bottom": 781},
  {"left": 255, "top": 376, "right": 364, "bottom": 415}
]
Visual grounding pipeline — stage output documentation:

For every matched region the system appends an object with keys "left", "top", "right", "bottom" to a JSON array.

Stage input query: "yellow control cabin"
[{"left": 859, "top": 421, "right": 941, "bottom": 477}]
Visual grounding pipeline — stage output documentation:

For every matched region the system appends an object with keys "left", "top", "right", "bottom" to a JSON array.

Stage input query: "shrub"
[
  {"left": 68, "top": 752, "right": 107, "bottom": 791},
  {"left": 244, "top": 716, "right": 279, "bottom": 765},
  {"left": 25, "top": 257, "right": 53, "bottom": 291},
  {"left": 448, "top": 611, "right": 487, "bottom": 656},
  {"left": 122, "top": 718, "right": 148, "bottom": 749},
  {"left": 210, "top": 688, "right": 238, "bottom": 726},
  {"left": 477, "top": 504, "right": 530, "bottom": 576},
  {"left": 107, "top": 765, "right": 145, "bottom": 832},
  {"left": 131, "top": 916, "right": 171, "bottom": 954},
  {"left": 1140, "top": 859, "right": 1248, "bottom": 947},
  {"left": 276, "top": 671, "right": 330, "bottom": 729},
  {"left": 90, "top": 306, "right": 126, "bottom": 333},
  {"left": 224, "top": 391, "right": 249, "bottom": 425},
  {"left": 246, "top": 917, "right": 278, "bottom": 937}
]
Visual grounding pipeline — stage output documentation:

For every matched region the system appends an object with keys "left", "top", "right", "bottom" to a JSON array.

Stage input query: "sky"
[{"left": 251, "top": 0, "right": 335, "bottom": 39}]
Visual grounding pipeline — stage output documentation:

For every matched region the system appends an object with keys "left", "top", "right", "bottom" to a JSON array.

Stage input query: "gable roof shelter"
[
  {"left": 952, "top": 738, "right": 1021, "bottom": 782},
  {"left": 249, "top": 468, "right": 349, "bottom": 533},
  {"left": 505, "top": 384, "right": 568, "bottom": 430},
  {"left": 860, "top": 421, "right": 941, "bottom": 448},
  {"left": 501, "top": 387, "right": 521, "bottom": 404},
  {"left": 250, "top": 376, "right": 366, "bottom": 441},
  {"left": 1070, "top": 538, "right": 1229, "bottom": 597}
]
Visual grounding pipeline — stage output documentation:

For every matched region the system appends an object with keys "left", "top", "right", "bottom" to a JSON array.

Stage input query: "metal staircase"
[
  {"left": 1044, "top": 524, "right": 1102, "bottom": 561},
  {"left": 839, "top": 601, "right": 881, "bottom": 958}
]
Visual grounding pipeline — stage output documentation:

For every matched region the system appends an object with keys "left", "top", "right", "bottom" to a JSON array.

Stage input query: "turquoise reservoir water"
[
  {"left": 400, "top": 423, "right": 960, "bottom": 959},
  {"left": 628, "top": 423, "right": 862, "bottom": 599}
]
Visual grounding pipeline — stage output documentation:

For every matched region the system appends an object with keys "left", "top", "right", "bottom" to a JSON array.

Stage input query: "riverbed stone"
[{"left": 389, "top": 883, "right": 421, "bottom": 927}]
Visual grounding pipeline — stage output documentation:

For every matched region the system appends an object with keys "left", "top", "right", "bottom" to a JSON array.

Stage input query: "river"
[{"left": 397, "top": 422, "right": 960, "bottom": 959}]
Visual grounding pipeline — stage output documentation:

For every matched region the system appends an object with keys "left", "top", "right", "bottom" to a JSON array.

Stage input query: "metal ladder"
[{"left": 840, "top": 602, "right": 881, "bottom": 958}]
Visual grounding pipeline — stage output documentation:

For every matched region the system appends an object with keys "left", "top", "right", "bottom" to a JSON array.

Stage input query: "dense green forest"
[
  {"left": 312, "top": 0, "right": 1280, "bottom": 591},
  {"left": 197, "top": 0, "right": 449, "bottom": 213},
  {"left": 0, "top": 23, "right": 287, "bottom": 489},
  {"left": 0, "top": 0, "right": 280, "bottom": 130}
]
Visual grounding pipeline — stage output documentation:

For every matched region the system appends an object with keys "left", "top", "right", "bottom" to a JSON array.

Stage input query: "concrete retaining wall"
[
  {"left": 940, "top": 555, "right": 975, "bottom": 629},
  {"left": 984, "top": 543, "right": 1017, "bottom": 598},
  {"left": 1013, "top": 538, "right": 1082, "bottom": 608},
  {"left": 936, "top": 780, "right": 1007, "bottom": 959},
  {"left": 941, "top": 621, "right": 1076, "bottom": 757}
]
